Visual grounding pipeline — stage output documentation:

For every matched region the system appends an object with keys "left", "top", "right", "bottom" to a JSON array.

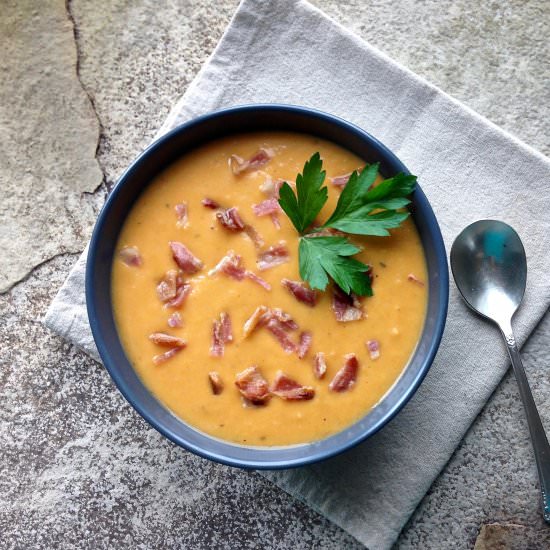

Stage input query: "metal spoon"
[{"left": 451, "top": 219, "right": 550, "bottom": 522}]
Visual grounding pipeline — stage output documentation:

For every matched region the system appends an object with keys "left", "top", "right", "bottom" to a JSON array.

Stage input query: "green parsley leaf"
[
  {"left": 278, "top": 152, "right": 328, "bottom": 233},
  {"left": 277, "top": 152, "right": 416, "bottom": 296},
  {"left": 299, "top": 236, "right": 372, "bottom": 296},
  {"left": 324, "top": 168, "right": 416, "bottom": 236}
]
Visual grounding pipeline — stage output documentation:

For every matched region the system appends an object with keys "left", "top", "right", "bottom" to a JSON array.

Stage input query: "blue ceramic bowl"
[{"left": 87, "top": 104, "right": 448, "bottom": 469}]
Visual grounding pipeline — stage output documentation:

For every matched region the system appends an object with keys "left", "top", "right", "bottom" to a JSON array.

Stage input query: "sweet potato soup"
[{"left": 112, "top": 132, "right": 427, "bottom": 446}]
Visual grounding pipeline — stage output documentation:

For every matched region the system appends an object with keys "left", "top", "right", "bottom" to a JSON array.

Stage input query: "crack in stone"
[
  {"left": 0, "top": 251, "right": 83, "bottom": 297},
  {"left": 65, "top": 0, "right": 107, "bottom": 198}
]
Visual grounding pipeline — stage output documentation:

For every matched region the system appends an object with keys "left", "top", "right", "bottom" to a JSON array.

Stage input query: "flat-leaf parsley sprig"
[{"left": 278, "top": 153, "right": 417, "bottom": 296}]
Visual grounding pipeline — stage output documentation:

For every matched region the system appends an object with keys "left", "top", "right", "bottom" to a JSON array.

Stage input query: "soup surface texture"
[{"left": 112, "top": 132, "right": 427, "bottom": 446}]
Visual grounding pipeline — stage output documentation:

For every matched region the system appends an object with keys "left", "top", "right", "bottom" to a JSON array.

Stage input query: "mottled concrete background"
[{"left": 1, "top": 0, "right": 549, "bottom": 548}]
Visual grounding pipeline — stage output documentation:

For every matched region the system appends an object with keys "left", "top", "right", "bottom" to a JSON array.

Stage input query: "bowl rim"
[{"left": 86, "top": 103, "right": 449, "bottom": 469}]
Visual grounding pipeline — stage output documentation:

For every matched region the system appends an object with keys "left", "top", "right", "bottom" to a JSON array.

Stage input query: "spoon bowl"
[{"left": 451, "top": 220, "right": 526, "bottom": 324}]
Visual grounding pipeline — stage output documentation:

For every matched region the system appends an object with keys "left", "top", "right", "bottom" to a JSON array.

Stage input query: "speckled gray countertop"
[{"left": 1, "top": 1, "right": 549, "bottom": 548}]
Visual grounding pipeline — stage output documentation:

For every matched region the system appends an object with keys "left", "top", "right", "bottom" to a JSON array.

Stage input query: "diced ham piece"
[
  {"left": 329, "top": 354, "right": 359, "bottom": 392},
  {"left": 256, "top": 241, "right": 290, "bottom": 271},
  {"left": 165, "top": 279, "right": 191, "bottom": 309},
  {"left": 270, "top": 213, "right": 281, "bottom": 229},
  {"left": 366, "top": 339, "right": 380, "bottom": 360},
  {"left": 149, "top": 332, "right": 187, "bottom": 348},
  {"left": 243, "top": 224, "right": 264, "bottom": 249},
  {"left": 201, "top": 197, "right": 220, "bottom": 209},
  {"left": 209, "top": 250, "right": 271, "bottom": 290},
  {"left": 208, "top": 372, "right": 224, "bottom": 395},
  {"left": 259, "top": 176, "right": 285, "bottom": 198},
  {"left": 208, "top": 250, "right": 246, "bottom": 280},
  {"left": 245, "top": 270, "right": 271, "bottom": 291},
  {"left": 313, "top": 352, "right": 327, "bottom": 379},
  {"left": 216, "top": 207, "right": 245, "bottom": 231},
  {"left": 306, "top": 227, "right": 346, "bottom": 238},
  {"left": 269, "top": 308, "right": 298, "bottom": 331},
  {"left": 153, "top": 347, "right": 183, "bottom": 365},
  {"left": 253, "top": 198, "right": 282, "bottom": 229},
  {"left": 252, "top": 198, "right": 281, "bottom": 217},
  {"left": 150, "top": 332, "right": 186, "bottom": 366},
  {"left": 119, "top": 246, "right": 142, "bottom": 267},
  {"left": 242, "top": 306, "right": 297, "bottom": 341},
  {"left": 175, "top": 202, "right": 188, "bottom": 228},
  {"left": 210, "top": 312, "right": 233, "bottom": 357},
  {"left": 229, "top": 148, "right": 274, "bottom": 175},
  {"left": 169, "top": 241, "right": 203, "bottom": 273},
  {"left": 331, "top": 286, "right": 364, "bottom": 322},
  {"left": 266, "top": 317, "right": 297, "bottom": 354},
  {"left": 156, "top": 269, "right": 179, "bottom": 302},
  {"left": 297, "top": 331, "right": 312, "bottom": 359},
  {"left": 219, "top": 312, "right": 233, "bottom": 343},
  {"left": 407, "top": 273, "right": 425, "bottom": 286},
  {"left": 167, "top": 312, "right": 183, "bottom": 328},
  {"left": 235, "top": 366, "right": 271, "bottom": 404},
  {"left": 243, "top": 305, "right": 269, "bottom": 338},
  {"left": 330, "top": 173, "right": 352, "bottom": 188},
  {"left": 270, "top": 371, "right": 315, "bottom": 401},
  {"left": 281, "top": 278, "right": 318, "bottom": 307}
]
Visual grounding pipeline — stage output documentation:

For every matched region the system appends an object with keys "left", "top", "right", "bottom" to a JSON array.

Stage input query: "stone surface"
[
  {"left": 474, "top": 523, "right": 545, "bottom": 550},
  {"left": 0, "top": 0, "right": 103, "bottom": 292},
  {"left": 1, "top": 0, "right": 549, "bottom": 548}
]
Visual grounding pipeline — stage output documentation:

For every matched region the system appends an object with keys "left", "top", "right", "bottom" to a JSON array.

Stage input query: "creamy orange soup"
[{"left": 112, "top": 132, "right": 427, "bottom": 446}]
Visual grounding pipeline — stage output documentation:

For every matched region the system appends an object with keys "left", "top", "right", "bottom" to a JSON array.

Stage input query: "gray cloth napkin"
[{"left": 45, "top": 0, "right": 550, "bottom": 548}]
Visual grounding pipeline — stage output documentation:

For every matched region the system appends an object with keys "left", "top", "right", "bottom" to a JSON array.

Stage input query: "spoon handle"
[{"left": 499, "top": 319, "right": 550, "bottom": 523}]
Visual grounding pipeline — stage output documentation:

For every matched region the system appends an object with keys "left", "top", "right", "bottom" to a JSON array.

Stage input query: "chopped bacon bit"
[
  {"left": 219, "top": 312, "right": 233, "bottom": 343},
  {"left": 169, "top": 241, "right": 203, "bottom": 273},
  {"left": 266, "top": 317, "right": 297, "bottom": 354},
  {"left": 208, "top": 250, "right": 245, "bottom": 280},
  {"left": 252, "top": 197, "right": 282, "bottom": 229},
  {"left": 208, "top": 372, "right": 224, "bottom": 395},
  {"left": 297, "top": 331, "right": 312, "bottom": 359},
  {"left": 407, "top": 273, "right": 425, "bottom": 286},
  {"left": 216, "top": 207, "right": 246, "bottom": 231},
  {"left": 313, "top": 352, "right": 327, "bottom": 379},
  {"left": 165, "top": 279, "right": 191, "bottom": 309},
  {"left": 235, "top": 366, "right": 270, "bottom": 404},
  {"left": 331, "top": 173, "right": 352, "bottom": 188},
  {"left": 270, "top": 371, "right": 315, "bottom": 401},
  {"left": 149, "top": 332, "right": 187, "bottom": 348},
  {"left": 329, "top": 354, "right": 359, "bottom": 392},
  {"left": 242, "top": 306, "right": 297, "bottom": 339},
  {"left": 243, "top": 224, "right": 264, "bottom": 249},
  {"left": 209, "top": 250, "right": 270, "bottom": 290},
  {"left": 229, "top": 148, "right": 274, "bottom": 175},
  {"left": 306, "top": 227, "right": 346, "bottom": 238},
  {"left": 243, "top": 305, "right": 269, "bottom": 338},
  {"left": 153, "top": 347, "right": 183, "bottom": 365},
  {"left": 281, "top": 278, "right": 318, "bottom": 307},
  {"left": 331, "top": 286, "right": 364, "bottom": 322},
  {"left": 156, "top": 269, "right": 179, "bottom": 302},
  {"left": 259, "top": 176, "right": 285, "bottom": 198},
  {"left": 245, "top": 270, "right": 271, "bottom": 290},
  {"left": 366, "top": 339, "right": 380, "bottom": 360},
  {"left": 201, "top": 197, "right": 220, "bottom": 209},
  {"left": 269, "top": 308, "right": 298, "bottom": 331},
  {"left": 175, "top": 202, "right": 188, "bottom": 228},
  {"left": 252, "top": 197, "right": 281, "bottom": 217},
  {"left": 119, "top": 246, "right": 142, "bottom": 267},
  {"left": 270, "top": 213, "right": 281, "bottom": 229},
  {"left": 167, "top": 312, "right": 183, "bottom": 328},
  {"left": 210, "top": 312, "right": 233, "bottom": 357},
  {"left": 256, "top": 241, "right": 290, "bottom": 271}
]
